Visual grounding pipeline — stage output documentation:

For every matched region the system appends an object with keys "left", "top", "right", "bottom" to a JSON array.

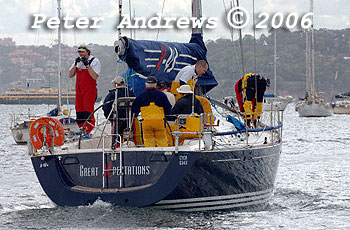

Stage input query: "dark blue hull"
[
  {"left": 154, "top": 145, "right": 281, "bottom": 211},
  {"left": 31, "top": 144, "right": 281, "bottom": 211}
]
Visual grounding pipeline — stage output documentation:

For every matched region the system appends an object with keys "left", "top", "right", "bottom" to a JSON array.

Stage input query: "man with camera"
[{"left": 69, "top": 45, "right": 101, "bottom": 135}]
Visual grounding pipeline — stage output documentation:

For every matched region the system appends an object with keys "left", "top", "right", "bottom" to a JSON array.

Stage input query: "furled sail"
[{"left": 115, "top": 33, "right": 217, "bottom": 93}]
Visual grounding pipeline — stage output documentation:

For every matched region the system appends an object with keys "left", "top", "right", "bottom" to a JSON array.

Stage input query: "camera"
[{"left": 76, "top": 57, "right": 83, "bottom": 68}]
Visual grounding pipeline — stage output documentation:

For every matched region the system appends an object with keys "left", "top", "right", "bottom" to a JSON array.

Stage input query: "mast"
[
  {"left": 310, "top": 0, "right": 315, "bottom": 98},
  {"left": 305, "top": 31, "right": 309, "bottom": 96},
  {"left": 118, "top": 0, "right": 122, "bottom": 39},
  {"left": 57, "top": 0, "right": 62, "bottom": 113},
  {"left": 191, "top": 0, "right": 202, "bottom": 114},
  {"left": 192, "top": 0, "right": 202, "bottom": 35},
  {"left": 306, "top": 15, "right": 313, "bottom": 98}
]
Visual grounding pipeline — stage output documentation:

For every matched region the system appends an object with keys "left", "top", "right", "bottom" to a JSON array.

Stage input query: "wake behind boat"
[{"left": 27, "top": 0, "right": 284, "bottom": 212}]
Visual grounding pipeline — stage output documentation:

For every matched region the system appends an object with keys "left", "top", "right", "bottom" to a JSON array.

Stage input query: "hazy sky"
[{"left": 1, "top": 0, "right": 349, "bottom": 46}]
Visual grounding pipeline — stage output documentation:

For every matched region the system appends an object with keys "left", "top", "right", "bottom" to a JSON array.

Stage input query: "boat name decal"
[
  {"left": 80, "top": 165, "right": 99, "bottom": 177},
  {"left": 103, "top": 162, "right": 151, "bottom": 178},
  {"left": 113, "top": 165, "right": 150, "bottom": 176}
]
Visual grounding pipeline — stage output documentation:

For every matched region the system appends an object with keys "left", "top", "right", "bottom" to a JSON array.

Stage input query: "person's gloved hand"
[
  {"left": 75, "top": 57, "right": 81, "bottom": 66},
  {"left": 81, "top": 57, "right": 89, "bottom": 66}
]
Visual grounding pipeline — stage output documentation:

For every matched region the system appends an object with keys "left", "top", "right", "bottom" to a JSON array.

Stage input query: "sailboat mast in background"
[
  {"left": 297, "top": 0, "right": 332, "bottom": 117},
  {"left": 310, "top": 0, "right": 315, "bottom": 98},
  {"left": 57, "top": 0, "right": 62, "bottom": 113}
]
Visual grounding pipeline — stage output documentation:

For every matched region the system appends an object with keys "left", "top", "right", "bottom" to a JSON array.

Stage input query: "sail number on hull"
[{"left": 179, "top": 155, "right": 188, "bottom": 166}]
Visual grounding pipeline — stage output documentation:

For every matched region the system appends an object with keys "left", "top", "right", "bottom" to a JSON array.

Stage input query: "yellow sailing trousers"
[
  {"left": 243, "top": 100, "right": 253, "bottom": 120},
  {"left": 142, "top": 119, "right": 168, "bottom": 147},
  {"left": 255, "top": 102, "right": 263, "bottom": 119},
  {"left": 140, "top": 102, "right": 168, "bottom": 147}
]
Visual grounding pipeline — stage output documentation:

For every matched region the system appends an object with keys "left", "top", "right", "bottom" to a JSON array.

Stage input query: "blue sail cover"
[{"left": 121, "top": 33, "right": 217, "bottom": 93}]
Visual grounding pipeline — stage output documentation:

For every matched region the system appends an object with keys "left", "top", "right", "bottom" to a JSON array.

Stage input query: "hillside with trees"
[
  {"left": 207, "top": 28, "right": 350, "bottom": 99},
  {"left": 0, "top": 28, "right": 349, "bottom": 100}
]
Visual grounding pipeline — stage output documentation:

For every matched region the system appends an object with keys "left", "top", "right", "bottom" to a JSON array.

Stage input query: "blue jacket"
[{"left": 103, "top": 87, "right": 135, "bottom": 121}]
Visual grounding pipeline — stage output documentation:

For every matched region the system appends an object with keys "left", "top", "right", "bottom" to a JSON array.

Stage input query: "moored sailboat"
[
  {"left": 10, "top": 0, "right": 77, "bottom": 144},
  {"left": 298, "top": 0, "right": 332, "bottom": 117}
]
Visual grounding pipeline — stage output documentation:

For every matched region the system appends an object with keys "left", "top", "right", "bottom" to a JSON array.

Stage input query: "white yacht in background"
[
  {"left": 10, "top": 0, "right": 78, "bottom": 144},
  {"left": 298, "top": 0, "right": 332, "bottom": 117}
]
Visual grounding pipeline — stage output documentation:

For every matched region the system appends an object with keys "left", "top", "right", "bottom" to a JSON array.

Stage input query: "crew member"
[
  {"left": 131, "top": 76, "right": 172, "bottom": 147},
  {"left": 170, "top": 85, "right": 204, "bottom": 145},
  {"left": 69, "top": 45, "right": 101, "bottom": 135},
  {"left": 235, "top": 76, "right": 245, "bottom": 112},
  {"left": 157, "top": 80, "right": 175, "bottom": 107},
  {"left": 240, "top": 73, "right": 268, "bottom": 127},
  {"left": 102, "top": 76, "right": 135, "bottom": 137},
  {"left": 171, "top": 85, "right": 204, "bottom": 115},
  {"left": 170, "top": 60, "right": 208, "bottom": 101}
]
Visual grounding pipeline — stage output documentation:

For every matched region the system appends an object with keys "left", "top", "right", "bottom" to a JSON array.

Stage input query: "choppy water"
[{"left": 0, "top": 104, "right": 349, "bottom": 229}]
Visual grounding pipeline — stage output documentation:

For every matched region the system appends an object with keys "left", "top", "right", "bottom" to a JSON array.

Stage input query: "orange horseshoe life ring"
[{"left": 30, "top": 117, "right": 65, "bottom": 150}]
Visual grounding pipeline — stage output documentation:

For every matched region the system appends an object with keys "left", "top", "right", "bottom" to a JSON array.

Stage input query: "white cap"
[
  {"left": 112, "top": 76, "right": 124, "bottom": 84},
  {"left": 177, "top": 85, "right": 193, "bottom": 94},
  {"left": 77, "top": 45, "right": 89, "bottom": 52}
]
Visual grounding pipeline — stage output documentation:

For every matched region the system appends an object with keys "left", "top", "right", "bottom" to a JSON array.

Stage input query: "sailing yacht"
[
  {"left": 26, "top": 0, "right": 284, "bottom": 211},
  {"left": 263, "top": 29, "right": 292, "bottom": 112},
  {"left": 298, "top": 0, "right": 332, "bottom": 117}
]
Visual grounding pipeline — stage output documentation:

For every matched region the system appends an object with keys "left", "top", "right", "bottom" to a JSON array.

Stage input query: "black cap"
[
  {"left": 157, "top": 80, "right": 166, "bottom": 89},
  {"left": 146, "top": 76, "right": 157, "bottom": 84}
]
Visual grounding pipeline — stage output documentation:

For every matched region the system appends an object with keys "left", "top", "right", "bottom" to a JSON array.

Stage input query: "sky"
[{"left": 0, "top": 0, "right": 349, "bottom": 46}]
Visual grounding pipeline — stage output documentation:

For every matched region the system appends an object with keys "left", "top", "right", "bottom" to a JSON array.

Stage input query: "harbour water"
[{"left": 0, "top": 104, "right": 349, "bottom": 229}]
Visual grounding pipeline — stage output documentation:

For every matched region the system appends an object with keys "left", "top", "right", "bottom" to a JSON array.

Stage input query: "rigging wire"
[
  {"left": 235, "top": 0, "right": 245, "bottom": 76},
  {"left": 72, "top": 0, "right": 77, "bottom": 45},
  {"left": 29, "top": 0, "right": 43, "bottom": 87},
  {"left": 128, "top": 0, "right": 133, "bottom": 38},
  {"left": 115, "top": 0, "right": 123, "bottom": 80},
  {"left": 156, "top": 0, "right": 166, "bottom": 41},
  {"left": 133, "top": 9, "right": 136, "bottom": 39},
  {"left": 252, "top": 0, "right": 257, "bottom": 73},
  {"left": 252, "top": 0, "right": 258, "bottom": 118},
  {"left": 61, "top": 0, "right": 71, "bottom": 109},
  {"left": 217, "top": 0, "right": 243, "bottom": 97}
]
